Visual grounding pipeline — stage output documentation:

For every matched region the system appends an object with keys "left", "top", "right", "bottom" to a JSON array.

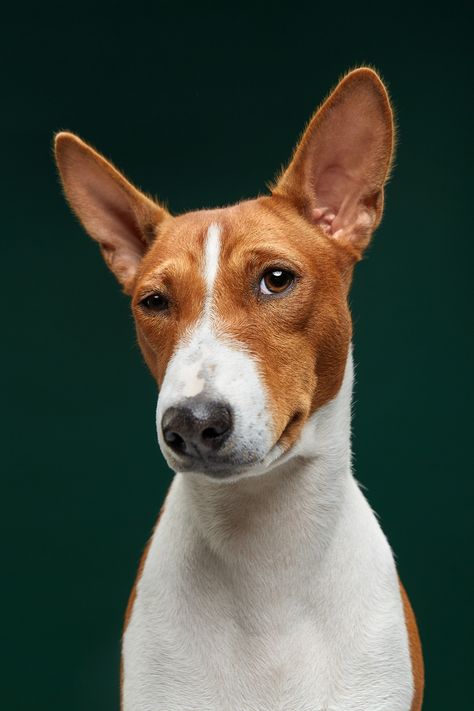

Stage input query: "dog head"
[{"left": 55, "top": 68, "right": 394, "bottom": 480}]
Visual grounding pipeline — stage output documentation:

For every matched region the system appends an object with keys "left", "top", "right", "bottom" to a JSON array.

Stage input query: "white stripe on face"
[
  {"left": 177, "top": 224, "right": 221, "bottom": 399},
  {"left": 155, "top": 222, "right": 274, "bottom": 479},
  {"left": 203, "top": 223, "right": 221, "bottom": 306}
]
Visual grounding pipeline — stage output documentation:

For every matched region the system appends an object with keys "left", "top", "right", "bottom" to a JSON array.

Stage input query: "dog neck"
[{"left": 177, "top": 349, "right": 354, "bottom": 577}]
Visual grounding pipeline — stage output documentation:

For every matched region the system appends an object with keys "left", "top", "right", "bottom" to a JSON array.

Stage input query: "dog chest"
[{"left": 122, "top": 476, "right": 414, "bottom": 711}]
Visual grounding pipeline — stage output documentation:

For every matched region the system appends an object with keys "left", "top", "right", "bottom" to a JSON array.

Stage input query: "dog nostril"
[
  {"left": 200, "top": 406, "right": 232, "bottom": 446},
  {"left": 202, "top": 425, "right": 226, "bottom": 441},
  {"left": 164, "top": 430, "right": 186, "bottom": 453}
]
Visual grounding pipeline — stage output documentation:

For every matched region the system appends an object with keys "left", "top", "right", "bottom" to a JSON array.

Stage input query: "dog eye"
[
  {"left": 140, "top": 293, "right": 169, "bottom": 312},
  {"left": 259, "top": 269, "right": 294, "bottom": 295}
]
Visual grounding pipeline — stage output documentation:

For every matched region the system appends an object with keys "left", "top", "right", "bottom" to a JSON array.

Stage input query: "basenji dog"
[{"left": 55, "top": 67, "right": 424, "bottom": 711}]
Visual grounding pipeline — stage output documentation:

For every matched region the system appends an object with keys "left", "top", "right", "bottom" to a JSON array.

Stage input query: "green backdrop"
[{"left": 2, "top": 2, "right": 472, "bottom": 709}]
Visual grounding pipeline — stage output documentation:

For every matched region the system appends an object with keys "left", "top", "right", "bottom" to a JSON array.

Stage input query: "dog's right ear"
[
  {"left": 272, "top": 68, "right": 394, "bottom": 259},
  {"left": 54, "top": 132, "right": 169, "bottom": 294}
]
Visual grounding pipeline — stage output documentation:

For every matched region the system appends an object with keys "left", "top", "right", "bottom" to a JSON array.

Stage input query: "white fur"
[
  {"left": 123, "top": 351, "right": 414, "bottom": 710},
  {"left": 203, "top": 222, "right": 220, "bottom": 305},
  {"left": 156, "top": 223, "right": 274, "bottom": 477}
]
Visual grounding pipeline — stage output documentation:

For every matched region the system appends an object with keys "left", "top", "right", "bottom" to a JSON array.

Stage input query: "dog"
[{"left": 55, "top": 67, "right": 424, "bottom": 711}]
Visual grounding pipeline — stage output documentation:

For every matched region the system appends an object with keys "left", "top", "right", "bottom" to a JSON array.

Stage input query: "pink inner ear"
[
  {"left": 57, "top": 138, "right": 158, "bottom": 290},
  {"left": 74, "top": 155, "right": 146, "bottom": 256},
  {"left": 273, "top": 70, "right": 393, "bottom": 251},
  {"left": 311, "top": 175, "right": 376, "bottom": 241},
  {"left": 309, "top": 101, "right": 386, "bottom": 242}
]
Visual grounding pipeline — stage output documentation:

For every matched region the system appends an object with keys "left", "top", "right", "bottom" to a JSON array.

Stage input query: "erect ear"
[
  {"left": 54, "top": 132, "right": 169, "bottom": 294},
  {"left": 273, "top": 67, "right": 394, "bottom": 256}
]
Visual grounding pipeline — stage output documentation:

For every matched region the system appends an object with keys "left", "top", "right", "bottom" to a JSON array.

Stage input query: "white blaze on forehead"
[
  {"left": 177, "top": 223, "right": 221, "bottom": 398},
  {"left": 203, "top": 222, "right": 221, "bottom": 313},
  {"left": 158, "top": 223, "right": 222, "bottom": 401}
]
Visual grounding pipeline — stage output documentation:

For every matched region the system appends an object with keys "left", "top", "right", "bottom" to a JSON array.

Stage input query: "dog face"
[
  {"left": 55, "top": 68, "right": 394, "bottom": 479},
  {"left": 133, "top": 201, "right": 354, "bottom": 477}
]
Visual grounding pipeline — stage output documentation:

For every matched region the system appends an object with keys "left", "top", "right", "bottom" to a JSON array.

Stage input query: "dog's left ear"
[
  {"left": 273, "top": 67, "right": 394, "bottom": 256},
  {"left": 55, "top": 132, "right": 169, "bottom": 294}
]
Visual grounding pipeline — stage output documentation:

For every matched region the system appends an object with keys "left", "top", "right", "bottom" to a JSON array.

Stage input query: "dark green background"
[{"left": 2, "top": 2, "right": 472, "bottom": 709}]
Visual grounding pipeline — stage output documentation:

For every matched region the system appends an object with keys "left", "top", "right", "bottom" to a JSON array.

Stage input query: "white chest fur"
[{"left": 122, "top": 357, "right": 413, "bottom": 711}]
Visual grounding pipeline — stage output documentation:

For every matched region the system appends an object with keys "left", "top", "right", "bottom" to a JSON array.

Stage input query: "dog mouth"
[
  {"left": 260, "top": 410, "right": 305, "bottom": 467},
  {"left": 278, "top": 410, "right": 304, "bottom": 447},
  {"left": 167, "top": 448, "right": 263, "bottom": 478}
]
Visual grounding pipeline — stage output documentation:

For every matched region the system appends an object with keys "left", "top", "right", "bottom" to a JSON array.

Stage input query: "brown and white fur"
[{"left": 55, "top": 67, "right": 424, "bottom": 711}]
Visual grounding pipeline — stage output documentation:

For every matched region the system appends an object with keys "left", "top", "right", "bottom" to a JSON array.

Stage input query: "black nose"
[{"left": 161, "top": 398, "right": 233, "bottom": 457}]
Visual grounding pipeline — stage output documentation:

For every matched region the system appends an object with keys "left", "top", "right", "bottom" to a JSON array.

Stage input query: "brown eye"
[
  {"left": 140, "top": 293, "right": 169, "bottom": 312},
  {"left": 259, "top": 269, "right": 294, "bottom": 295}
]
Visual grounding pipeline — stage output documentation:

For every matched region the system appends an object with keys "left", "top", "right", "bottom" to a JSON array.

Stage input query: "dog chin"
[
  {"left": 162, "top": 453, "right": 264, "bottom": 481},
  {"left": 160, "top": 438, "right": 290, "bottom": 483}
]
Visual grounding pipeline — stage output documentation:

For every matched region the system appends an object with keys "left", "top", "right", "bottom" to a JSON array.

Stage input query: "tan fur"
[{"left": 400, "top": 582, "right": 425, "bottom": 710}]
